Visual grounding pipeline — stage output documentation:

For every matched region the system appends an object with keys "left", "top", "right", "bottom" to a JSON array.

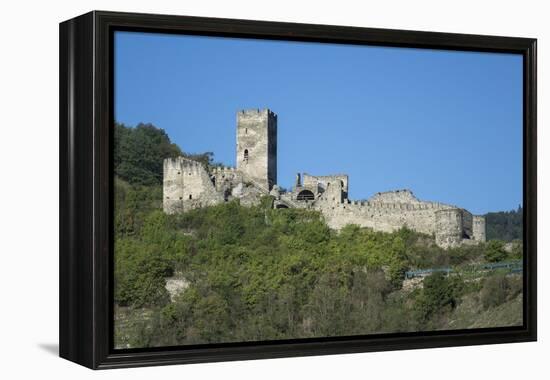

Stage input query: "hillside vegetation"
[{"left": 113, "top": 122, "right": 524, "bottom": 348}]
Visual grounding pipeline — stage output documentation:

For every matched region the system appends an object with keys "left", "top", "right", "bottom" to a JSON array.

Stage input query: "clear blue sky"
[{"left": 114, "top": 31, "right": 523, "bottom": 214}]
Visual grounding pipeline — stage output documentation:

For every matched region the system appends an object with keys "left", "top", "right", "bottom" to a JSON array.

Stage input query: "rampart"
[
  {"left": 302, "top": 173, "right": 349, "bottom": 194},
  {"left": 163, "top": 157, "right": 223, "bottom": 214},
  {"left": 316, "top": 197, "right": 451, "bottom": 235},
  {"left": 313, "top": 189, "right": 485, "bottom": 248}
]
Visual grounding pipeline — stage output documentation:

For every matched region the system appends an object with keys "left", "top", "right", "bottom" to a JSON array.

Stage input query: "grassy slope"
[{"left": 448, "top": 292, "right": 523, "bottom": 330}]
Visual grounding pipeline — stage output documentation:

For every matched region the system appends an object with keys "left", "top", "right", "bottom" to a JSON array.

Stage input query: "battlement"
[
  {"left": 329, "top": 199, "right": 451, "bottom": 212},
  {"left": 211, "top": 166, "right": 238, "bottom": 174},
  {"left": 238, "top": 108, "right": 277, "bottom": 119},
  {"left": 164, "top": 157, "right": 207, "bottom": 179}
]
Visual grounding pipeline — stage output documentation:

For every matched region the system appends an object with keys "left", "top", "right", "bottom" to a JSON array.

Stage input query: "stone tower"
[
  {"left": 472, "top": 215, "right": 487, "bottom": 242},
  {"left": 236, "top": 109, "right": 277, "bottom": 190}
]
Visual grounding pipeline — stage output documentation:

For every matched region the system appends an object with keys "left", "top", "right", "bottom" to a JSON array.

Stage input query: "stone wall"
[
  {"left": 210, "top": 166, "right": 243, "bottom": 195},
  {"left": 316, "top": 198, "right": 478, "bottom": 248},
  {"left": 302, "top": 173, "right": 349, "bottom": 194},
  {"left": 163, "top": 157, "right": 185, "bottom": 214},
  {"left": 163, "top": 157, "right": 223, "bottom": 214},
  {"left": 369, "top": 189, "right": 421, "bottom": 204},
  {"left": 316, "top": 198, "right": 449, "bottom": 235},
  {"left": 284, "top": 179, "right": 486, "bottom": 249}
]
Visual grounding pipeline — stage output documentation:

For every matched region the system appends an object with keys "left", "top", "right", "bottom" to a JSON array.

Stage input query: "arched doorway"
[{"left": 297, "top": 189, "right": 315, "bottom": 201}]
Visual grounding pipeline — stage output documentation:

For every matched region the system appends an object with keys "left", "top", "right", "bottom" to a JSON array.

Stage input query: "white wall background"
[{"left": 0, "top": 0, "right": 547, "bottom": 377}]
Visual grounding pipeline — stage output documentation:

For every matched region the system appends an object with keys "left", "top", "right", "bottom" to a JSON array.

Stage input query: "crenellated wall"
[
  {"left": 316, "top": 197, "right": 449, "bottom": 235},
  {"left": 315, "top": 197, "right": 481, "bottom": 248},
  {"left": 305, "top": 186, "right": 484, "bottom": 248},
  {"left": 163, "top": 157, "right": 223, "bottom": 214}
]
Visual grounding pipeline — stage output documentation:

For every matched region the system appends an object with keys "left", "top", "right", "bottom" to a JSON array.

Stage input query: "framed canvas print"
[{"left": 59, "top": 11, "right": 537, "bottom": 369}]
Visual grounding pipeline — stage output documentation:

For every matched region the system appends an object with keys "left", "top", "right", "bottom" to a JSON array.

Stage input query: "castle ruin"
[{"left": 163, "top": 109, "right": 486, "bottom": 248}]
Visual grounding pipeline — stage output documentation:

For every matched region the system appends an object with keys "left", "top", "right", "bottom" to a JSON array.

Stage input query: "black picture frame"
[{"left": 59, "top": 10, "right": 537, "bottom": 369}]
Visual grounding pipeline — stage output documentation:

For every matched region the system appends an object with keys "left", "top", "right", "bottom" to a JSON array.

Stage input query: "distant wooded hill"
[{"left": 485, "top": 207, "right": 523, "bottom": 242}]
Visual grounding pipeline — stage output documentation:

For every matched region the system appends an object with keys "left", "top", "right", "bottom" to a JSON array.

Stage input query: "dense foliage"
[
  {"left": 485, "top": 206, "right": 523, "bottom": 241},
  {"left": 114, "top": 180, "right": 523, "bottom": 348},
  {"left": 114, "top": 123, "right": 219, "bottom": 186},
  {"left": 113, "top": 122, "right": 524, "bottom": 349}
]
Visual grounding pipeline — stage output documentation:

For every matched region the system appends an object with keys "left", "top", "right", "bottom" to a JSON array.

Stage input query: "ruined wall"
[
  {"left": 314, "top": 188, "right": 471, "bottom": 248},
  {"left": 316, "top": 201, "right": 483, "bottom": 249},
  {"left": 163, "top": 158, "right": 185, "bottom": 214},
  {"left": 210, "top": 167, "right": 243, "bottom": 196},
  {"left": 369, "top": 189, "right": 420, "bottom": 204},
  {"left": 315, "top": 189, "right": 483, "bottom": 248},
  {"left": 163, "top": 157, "right": 223, "bottom": 214},
  {"left": 234, "top": 184, "right": 266, "bottom": 207},
  {"left": 236, "top": 109, "right": 277, "bottom": 191},
  {"left": 318, "top": 178, "right": 345, "bottom": 204},
  {"left": 316, "top": 199, "right": 451, "bottom": 235},
  {"left": 302, "top": 173, "right": 349, "bottom": 194}
]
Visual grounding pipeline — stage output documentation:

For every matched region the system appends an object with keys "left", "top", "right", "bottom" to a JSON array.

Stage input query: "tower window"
[
  {"left": 244, "top": 149, "right": 249, "bottom": 161},
  {"left": 245, "top": 128, "right": 248, "bottom": 134},
  {"left": 189, "top": 194, "right": 192, "bottom": 200}
]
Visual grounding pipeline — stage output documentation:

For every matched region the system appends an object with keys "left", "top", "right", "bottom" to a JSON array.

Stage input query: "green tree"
[
  {"left": 114, "top": 239, "right": 172, "bottom": 308},
  {"left": 114, "top": 123, "right": 183, "bottom": 186},
  {"left": 414, "top": 272, "right": 463, "bottom": 325},
  {"left": 304, "top": 272, "right": 351, "bottom": 337},
  {"left": 484, "top": 240, "right": 507, "bottom": 262}
]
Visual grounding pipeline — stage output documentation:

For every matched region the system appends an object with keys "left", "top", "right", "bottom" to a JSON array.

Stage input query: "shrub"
[
  {"left": 484, "top": 240, "right": 507, "bottom": 262},
  {"left": 480, "top": 273, "right": 510, "bottom": 309},
  {"left": 414, "top": 272, "right": 463, "bottom": 324}
]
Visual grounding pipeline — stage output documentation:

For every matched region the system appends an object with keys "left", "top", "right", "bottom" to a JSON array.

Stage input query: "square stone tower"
[{"left": 236, "top": 109, "right": 277, "bottom": 190}]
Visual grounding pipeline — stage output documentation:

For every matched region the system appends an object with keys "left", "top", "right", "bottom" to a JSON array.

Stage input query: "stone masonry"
[{"left": 163, "top": 108, "right": 486, "bottom": 248}]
